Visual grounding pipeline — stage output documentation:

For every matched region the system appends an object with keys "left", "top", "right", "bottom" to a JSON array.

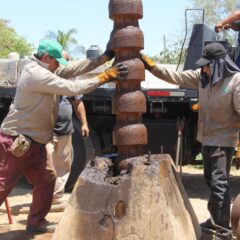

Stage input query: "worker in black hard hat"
[{"left": 141, "top": 42, "right": 240, "bottom": 240}]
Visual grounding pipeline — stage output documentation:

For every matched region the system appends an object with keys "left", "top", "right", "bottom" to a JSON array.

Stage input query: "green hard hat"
[{"left": 37, "top": 39, "right": 68, "bottom": 66}]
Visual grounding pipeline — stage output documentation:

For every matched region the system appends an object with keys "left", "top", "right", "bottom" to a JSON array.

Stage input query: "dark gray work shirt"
[{"left": 54, "top": 95, "right": 82, "bottom": 136}]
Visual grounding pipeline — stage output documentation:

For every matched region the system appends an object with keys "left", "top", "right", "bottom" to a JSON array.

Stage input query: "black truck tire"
[{"left": 65, "top": 116, "right": 94, "bottom": 191}]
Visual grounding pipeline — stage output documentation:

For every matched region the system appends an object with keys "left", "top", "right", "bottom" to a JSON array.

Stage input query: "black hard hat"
[{"left": 195, "top": 42, "right": 227, "bottom": 67}]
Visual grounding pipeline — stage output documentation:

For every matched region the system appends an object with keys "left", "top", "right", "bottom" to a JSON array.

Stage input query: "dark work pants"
[{"left": 202, "top": 145, "right": 234, "bottom": 230}]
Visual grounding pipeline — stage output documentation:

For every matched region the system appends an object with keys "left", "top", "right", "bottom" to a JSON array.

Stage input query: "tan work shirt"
[
  {"left": 1, "top": 55, "right": 107, "bottom": 144},
  {"left": 151, "top": 65, "right": 240, "bottom": 147}
]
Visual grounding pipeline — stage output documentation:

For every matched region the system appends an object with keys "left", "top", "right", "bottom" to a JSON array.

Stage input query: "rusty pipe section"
[{"left": 109, "top": 0, "right": 147, "bottom": 170}]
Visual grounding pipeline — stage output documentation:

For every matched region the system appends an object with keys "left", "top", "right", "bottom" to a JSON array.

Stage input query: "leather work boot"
[
  {"left": 214, "top": 224, "right": 233, "bottom": 240},
  {"left": 26, "top": 221, "right": 56, "bottom": 233},
  {"left": 200, "top": 219, "right": 217, "bottom": 235},
  {"left": 215, "top": 235, "right": 233, "bottom": 240}
]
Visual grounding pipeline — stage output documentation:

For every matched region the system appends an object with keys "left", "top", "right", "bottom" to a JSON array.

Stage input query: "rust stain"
[{"left": 114, "top": 201, "right": 127, "bottom": 219}]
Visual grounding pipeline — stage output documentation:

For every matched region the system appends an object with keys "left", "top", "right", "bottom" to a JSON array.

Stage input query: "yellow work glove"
[
  {"left": 140, "top": 54, "right": 156, "bottom": 70},
  {"left": 98, "top": 63, "right": 128, "bottom": 85}
]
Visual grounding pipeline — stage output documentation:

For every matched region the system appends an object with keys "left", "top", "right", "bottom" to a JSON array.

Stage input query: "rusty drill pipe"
[{"left": 109, "top": 0, "right": 147, "bottom": 170}]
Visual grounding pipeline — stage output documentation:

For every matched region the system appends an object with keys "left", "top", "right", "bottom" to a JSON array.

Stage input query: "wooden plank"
[{"left": 52, "top": 155, "right": 201, "bottom": 240}]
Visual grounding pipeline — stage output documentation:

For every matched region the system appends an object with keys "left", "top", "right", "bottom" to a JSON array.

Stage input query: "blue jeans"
[{"left": 202, "top": 145, "right": 234, "bottom": 230}]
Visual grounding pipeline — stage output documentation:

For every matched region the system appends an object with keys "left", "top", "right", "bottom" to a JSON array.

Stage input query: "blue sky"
[{"left": 1, "top": 0, "right": 191, "bottom": 56}]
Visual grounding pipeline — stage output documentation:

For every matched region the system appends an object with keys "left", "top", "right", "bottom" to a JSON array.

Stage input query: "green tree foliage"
[
  {"left": 45, "top": 29, "right": 85, "bottom": 59},
  {"left": 152, "top": 47, "right": 181, "bottom": 64},
  {"left": 186, "top": 0, "right": 237, "bottom": 43},
  {"left": 0, "top": 19, "right": 33, "bottom": 58},
  {"left": 189, "top": 0, "right": 236, "bottom": 28},
  {"left": 153, "top": 0, "right": 237, "bottom": 64},
  {"left": 45, "top": 28, "right": 78, "bottom": 51}
]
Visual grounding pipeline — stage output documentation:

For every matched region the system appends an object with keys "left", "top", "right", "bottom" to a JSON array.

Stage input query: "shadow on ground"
[
  {"left": 182, "top": 171, "right": 240, "bottom": 201},
  {"left": 0, "top": 230, "right": 34, "bottom": 240},
  {"left": 0, "top": 228, "right": 53, "bottom": 240}
]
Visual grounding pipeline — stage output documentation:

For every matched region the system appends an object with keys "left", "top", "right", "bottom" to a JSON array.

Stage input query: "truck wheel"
[
  {"left": 89, "top": 127, "right": 102, "bottom": 156},
  {"left": 65, "top": 116, "right": 94, "bottom": 191}
]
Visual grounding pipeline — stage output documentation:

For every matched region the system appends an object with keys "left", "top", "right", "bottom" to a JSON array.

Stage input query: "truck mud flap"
[{"left": 65, "top": 115, "right": 94, "bottom": 191}]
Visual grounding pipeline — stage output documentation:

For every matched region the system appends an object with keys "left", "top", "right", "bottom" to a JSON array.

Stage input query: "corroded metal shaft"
[{"left": 109, "top": 0, "right": 147, "bottom": 169}]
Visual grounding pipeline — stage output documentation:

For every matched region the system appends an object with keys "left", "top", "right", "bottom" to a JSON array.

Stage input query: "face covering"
[
  {"left": 200, "top": 68, "right": 209, "bottom": 88},
  {"left": 200, "top": 55, "right": 240, "bottom": 89}
]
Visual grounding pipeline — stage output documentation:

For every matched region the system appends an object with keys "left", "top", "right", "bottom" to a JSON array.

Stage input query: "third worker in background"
[{"left": 46, "top": 50, "right": 90, "bottom": 206}]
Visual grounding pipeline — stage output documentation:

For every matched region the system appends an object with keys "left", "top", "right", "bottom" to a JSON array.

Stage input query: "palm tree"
[{"left": 44, "top": 28, "right": 86, "bottom": 59}]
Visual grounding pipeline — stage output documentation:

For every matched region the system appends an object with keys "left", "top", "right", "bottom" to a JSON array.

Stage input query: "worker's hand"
[
  {"left": 81, "top": 123, "right": 89, "bottom": 137},
  {"left": 98, "top": 63, "right": 128, "bottom": 84},
  {"left": 104, "top": 49, "right": 115, "bottom": 61},
  {"left": 103, "top": 41, "right": 115, "bottom": 60},
  {"left": 140, "top": 54, "right": 156, "bottom": 70},
  {"left": 215, "top": 23, "right": 232, "bottom": 32},
  {"left": 215, "top": 23, "right": 223, "bottom": 33}
]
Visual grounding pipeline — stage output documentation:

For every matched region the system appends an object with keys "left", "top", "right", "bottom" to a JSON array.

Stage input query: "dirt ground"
[{"left": 0, "top": 165, "right": 240, "bottom": 240}]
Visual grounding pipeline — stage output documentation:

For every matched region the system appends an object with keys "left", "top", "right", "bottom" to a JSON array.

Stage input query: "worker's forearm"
[
  {"left": 51, "top": 75, "right": 113, "bottom": 96},
  {"left": 55, "top": 54, "right": 109, "bottom": 79},
  {"left": 151, "top": 65, "right": 199, "bottom": 89},
  {"left": 72, "top": 99, "right": 89, "bottom": 137},
  {"left": 219, "top": 11, "right": 240, "bottom": 26},
  {"left": 77, "top": 101, "right": 87, "bottom": 125},
  {"left": 51, "top": 77, "right": 101, "bottom": 96},
  {"left": 75, "top": 101, "right": 88, "bottom": 125},
  {"left": 26, "top": 68, "right": 103, "bottom": 96}
]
